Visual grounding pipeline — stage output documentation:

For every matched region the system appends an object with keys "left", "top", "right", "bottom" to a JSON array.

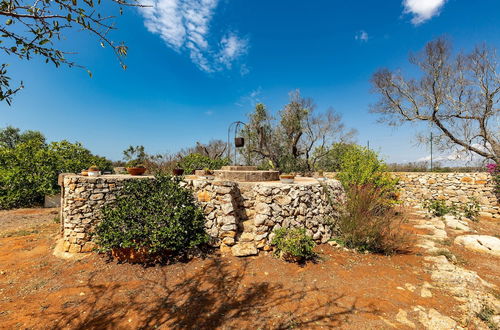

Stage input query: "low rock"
[
  {"left": 454, "top": 235, "right": 500, "bottom": 257},
  {"left": 417, "top": 308, "right": 460, "bottom": 329},
  {"left": 231, "top": 243, "right": 258, "bottom": 257}
]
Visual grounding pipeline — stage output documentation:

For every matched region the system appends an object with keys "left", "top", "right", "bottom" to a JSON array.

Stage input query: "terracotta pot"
[
  {"left": 172, "top": 168, "right": 184, "bottom": 176},
  {"left": 279, "top": 175, "right": 295, "bottom": 184},
  {"left": 127, "top": 167, "right": 146, "bottom": 175},
  {"left": 111, "top": 248, "right": 149, "bottom": 263}
]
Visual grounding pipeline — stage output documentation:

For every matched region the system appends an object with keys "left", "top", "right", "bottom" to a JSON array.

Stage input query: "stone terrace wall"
[
  {"left": 393, "top": 172, "right": 498, "bottom": 218},
  {"left": 60, "top": 175, "right": 344, "bottom": 254}
]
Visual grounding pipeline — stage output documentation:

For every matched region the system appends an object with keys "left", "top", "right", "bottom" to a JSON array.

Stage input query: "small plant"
[
  {"left": 461, "top": 198, "right": 480, "bottom": 221},
  {"left": 422, "top": 199, "right": 454, "bottom": 217},
  {"left": 123, "top": 145, "right": 147, "bottom": 168},
  {"left": 271, "top": 227, "right": 316, "bottom": 262},
  {"left": 476, "top": 304, "right": 496, "bottom": 330},
  {"left": 96, "top": 175, "right": 208, "bottom": 261}
]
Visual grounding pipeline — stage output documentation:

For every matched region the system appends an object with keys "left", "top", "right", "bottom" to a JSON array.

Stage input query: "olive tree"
[
  {"left": 0, "top": 0, "right": 141, "bottom": 105},
  {"left": 371, "top": 38, "right": 500, "bottom": 164},
  {"left": 241, "top": 90, "right": 356, "bottom": 172}
]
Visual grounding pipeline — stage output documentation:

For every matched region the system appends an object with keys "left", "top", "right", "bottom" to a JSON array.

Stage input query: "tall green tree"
[{"left": 0, "top": 126, "right": 111, "bottom": 209}]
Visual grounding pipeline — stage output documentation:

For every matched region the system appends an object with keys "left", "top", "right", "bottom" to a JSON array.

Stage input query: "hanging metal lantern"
[{"left": 234, "top": 137, "right": 245, "bottom": 148}]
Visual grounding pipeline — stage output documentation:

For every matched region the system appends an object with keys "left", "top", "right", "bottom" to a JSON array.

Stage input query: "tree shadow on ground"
[{"left": 47, "top": 257, "right": 379, "bottom": 329}]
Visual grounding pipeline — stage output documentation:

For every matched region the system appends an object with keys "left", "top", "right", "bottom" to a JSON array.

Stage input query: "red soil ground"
[{"left": 0, "top": 208, "right": 496, "bottom": 329}]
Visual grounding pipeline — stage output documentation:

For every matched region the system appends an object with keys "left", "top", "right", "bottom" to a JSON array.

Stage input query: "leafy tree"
[
  {"left": 241, "top": 90, "right": 355, "bottom": 172},
  {"left": 123, "top": 145, "right": 147, "bottom": 167},
  {"left": 178, "top": 153, "right": 230, "bottom": 175},
  {"left": 0, "top": 134, "right": 57, "bottom": 208},
  {"left": 371, "top": 37, "right": 500, "bottom": 164},
  {"left": 0, "top": 126, "right": 111, "bottom": 209},
  {"left": 0, "top": 0, "right": 140, "bottom": 105},
  {"left": 50, "top": 140, "right": 112, "bottom": 172},
  {"left": 314, "top": 142, "right": 357, "bottom": 172},
  {"left": 0, "top": 125, "right": 45, "bottom": 148},
  {"left": 336, "top": 145, "right": 398, "bottom": 194}
]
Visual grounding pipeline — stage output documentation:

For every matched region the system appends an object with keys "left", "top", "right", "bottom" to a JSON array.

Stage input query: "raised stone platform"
[
  {"left": 214, "top": 165, "right": 280, "bottom": 182},
  {"left": 59, "top": 174, "right": 344, "bottom": 254}
]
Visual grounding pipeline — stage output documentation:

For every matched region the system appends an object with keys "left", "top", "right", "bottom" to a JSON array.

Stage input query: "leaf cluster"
[
  {"left": 271, "top": 227, "right": 316, "bottom": 262},
  {"left": 1, "top": 0, "right": 139, "bottom": 104},
  {"left": 0, "top": 126, "right": 111, "bottom": 209},
  {"left": 177, "top": 153, "right": 230, "bottom": 175},
  {"left": 96, "top": 175, "right": 208, "bottom": 254},
  {"left": 336, "top": 144, "right": 398, "bottom": 194}
]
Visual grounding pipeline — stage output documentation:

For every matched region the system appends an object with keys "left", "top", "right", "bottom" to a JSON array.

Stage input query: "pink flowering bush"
[{"left": 486, "top": 163, "right": 499, "bottom": 198}]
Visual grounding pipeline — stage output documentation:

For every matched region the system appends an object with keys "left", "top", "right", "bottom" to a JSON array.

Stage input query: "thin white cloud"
[
  {"left": 355, "top": 30, "right": 369, "bottom": 42},
  {"left": 236, "top": 87, "right": 262, "bottom": 107},
  {"left": 139, "top": 0, "right": 248, "bottom": 72},
  {"left": 403, "top": 0, "right": 447, "bottom": 25},
  {"left": 218, "top": 33, "right": 249, "bottom": 69}
]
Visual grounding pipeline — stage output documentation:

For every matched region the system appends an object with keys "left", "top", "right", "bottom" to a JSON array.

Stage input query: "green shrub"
[
  {"left": 0, "top": 137, "right": 58, "bottom": 209},
  {"left": 422, "top": 199, "right": 453, "bottom": 217},
  {"left": 0, "top": 127, "right": 112, "bottom": 209},
  {"left": 96, "top": 175, "right": 208, "bottom": 255},
  {"left": 337, "top": 145, "right": 398, "bottom": 194},
  {"left": 332, "top": 185, "right": 411, "bottom": 254},
  {"left": 178, "top": 153, "right": 230, "bottom": 175},
  {"left": 314, "top": 143, "right": 358, "bottom": 172},
  {"left": 271, "top": 227, "right": 316, "bottom": 262},
  {"left": 461, "top": 198, "right": 480, "bottom": 221}
]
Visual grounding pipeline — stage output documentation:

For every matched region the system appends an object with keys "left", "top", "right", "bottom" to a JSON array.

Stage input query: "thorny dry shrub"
[{"left": 329, "top": 184, "right": 413, "bottom": 255}]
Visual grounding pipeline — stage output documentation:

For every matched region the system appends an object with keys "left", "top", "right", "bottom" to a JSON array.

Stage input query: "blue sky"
[{"left": 1, "top": 0, "right": 499, "bottom": 162}]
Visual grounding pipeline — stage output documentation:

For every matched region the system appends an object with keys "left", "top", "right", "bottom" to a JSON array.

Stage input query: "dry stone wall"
[
  {"left": 60, "top": 175, "right": 344, "bottom": 254},
  {"left": 393, "top": 172, "right": 498, "bottom": 218}
]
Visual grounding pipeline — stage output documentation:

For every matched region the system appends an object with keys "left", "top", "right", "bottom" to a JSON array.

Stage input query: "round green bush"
[
  {"left": 178, "top": 153, "right": 230, "bottom": 175},
  {"left": 271, "top": 227, "right": 316, "bottom": 262},
  {"left": 96, "top": 175, "right": 208, "bottom": 255}
]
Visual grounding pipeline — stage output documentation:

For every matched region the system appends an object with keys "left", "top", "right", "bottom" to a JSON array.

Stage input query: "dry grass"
[{"left": 332, "top": 185, "right": 413, "bottom": 255}]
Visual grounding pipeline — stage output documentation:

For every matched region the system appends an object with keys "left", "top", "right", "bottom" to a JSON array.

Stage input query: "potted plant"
[
  {"left": 88, "top": 165, "right": 101, "bottom": 177},
  {"left": 126, "top": 163, "right": 146, "bottom": 176},
  {"left": 279, "top": 173, "right": 295, "bottom": 184},
  {"left": 123, "top": 145, "right": 147, "bottom": 175}
]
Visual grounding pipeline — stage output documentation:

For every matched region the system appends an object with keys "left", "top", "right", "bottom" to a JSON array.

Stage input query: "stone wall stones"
[
  {"left": 60, "top": 175, "right": 344, "bottom": 254},
  {"left": 393, "top": 172, "right": 498, "bottom": 218},
  {"left": 60, "top": 171, "right": 499, "bottom": 255}
]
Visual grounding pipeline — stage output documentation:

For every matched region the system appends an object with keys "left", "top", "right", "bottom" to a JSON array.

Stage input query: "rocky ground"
[{"left": 0, "top": 207, "right": 498, "bottom": 329}]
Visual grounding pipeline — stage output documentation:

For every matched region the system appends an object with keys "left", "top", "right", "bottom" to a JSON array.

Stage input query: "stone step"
[{"left": 221, "top": 166, "right": 258, "bottom": 171}]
